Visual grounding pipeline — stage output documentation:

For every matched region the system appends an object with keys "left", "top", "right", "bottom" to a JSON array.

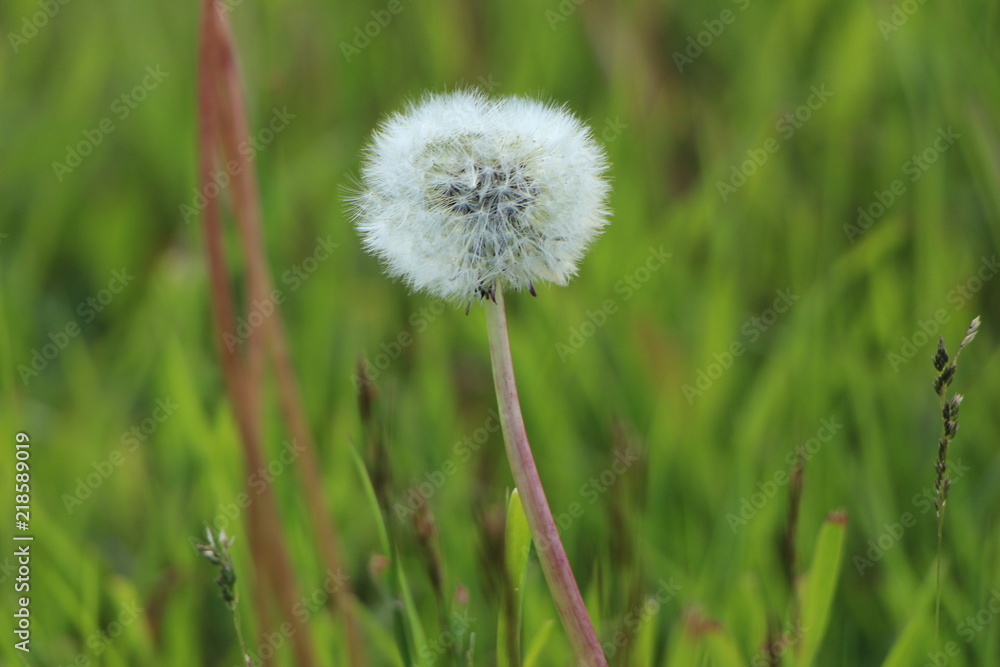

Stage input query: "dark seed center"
[{"left": 438, "top": 163, "right": 539, "bottom": 226}]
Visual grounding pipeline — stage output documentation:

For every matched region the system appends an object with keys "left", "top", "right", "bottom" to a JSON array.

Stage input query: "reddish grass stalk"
[
  {"left": 203, "top": 5, "right": 365, "bottom": 664},
  {"left": 198, "top": 4, "right": 316, "bottom": 665},
  {"left": 197, "top": 7, "right": 275, "bottom": 664},
  {"left": 198, "top": 2, "right": 364, "bottom": 665},
  {"left": 484, "top": 284, "right": 607, "bottom": 666}
]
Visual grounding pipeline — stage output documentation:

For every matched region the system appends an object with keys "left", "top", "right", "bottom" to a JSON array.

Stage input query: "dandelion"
[
  {"left": 352, "top": 90, "right": 611, "bottom": 666},
  {"left": 352, "top": 89, "right": 610, "bottom": 304}
]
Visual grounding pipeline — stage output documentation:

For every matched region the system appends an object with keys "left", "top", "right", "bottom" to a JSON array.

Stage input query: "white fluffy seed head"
[{"left": 351, "top": 90, "right": 611, "bottom": 303}]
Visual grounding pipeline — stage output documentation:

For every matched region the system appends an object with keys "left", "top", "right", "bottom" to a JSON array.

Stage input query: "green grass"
[{"left": 1, "top": 0, "right": 999, "bottom": 664}]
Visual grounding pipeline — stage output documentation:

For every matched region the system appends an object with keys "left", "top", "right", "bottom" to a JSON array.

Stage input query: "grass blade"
[
  {"left": 522, "top": 620, "right": 555, "bottom": 667},
  {"left": 348, "top": 444, "right": 392, "bottom": 556},
  {"left": 880, "top": 561, "right": 942, "bottom": 667}
]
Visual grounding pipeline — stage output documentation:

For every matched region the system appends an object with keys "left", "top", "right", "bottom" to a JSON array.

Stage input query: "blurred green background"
[{"left": 1, "top": 0, "right": 999, "bottom": 664}]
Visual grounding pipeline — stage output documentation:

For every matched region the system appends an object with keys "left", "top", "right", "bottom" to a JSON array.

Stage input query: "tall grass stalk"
[{"left": 931, "top": 316, "right": 980, "bottom": 638}]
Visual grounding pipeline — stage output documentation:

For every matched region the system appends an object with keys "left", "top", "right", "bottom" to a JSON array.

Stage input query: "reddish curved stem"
[{"left": 485, "top": 284, "right": 607, "bottom": 667}]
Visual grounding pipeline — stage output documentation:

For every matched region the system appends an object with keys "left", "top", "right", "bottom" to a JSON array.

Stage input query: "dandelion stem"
[{"left": 485, "top": 282, "right": 607, "bottom": 667}]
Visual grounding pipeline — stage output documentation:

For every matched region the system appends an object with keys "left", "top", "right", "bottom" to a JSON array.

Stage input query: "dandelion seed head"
[{"left": 351, "top": 90, "right": 611, "bottom": 302}]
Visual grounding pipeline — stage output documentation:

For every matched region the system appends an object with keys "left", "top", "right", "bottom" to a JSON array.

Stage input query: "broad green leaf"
[
  {"left": 498, "top": 488, "right": 532, "bottom": 667},
  {"left": 797, "top": 511, "right": 847, "bottom": 667}
]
